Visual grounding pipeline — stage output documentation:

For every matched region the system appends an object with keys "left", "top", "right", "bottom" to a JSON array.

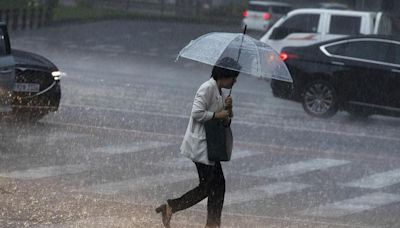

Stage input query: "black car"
[
  {"left": 11, "top": 49, "right": 61, "bottom": 120},
  {"left": 272, "top": 35, "right": 400, "bottom": 118}
]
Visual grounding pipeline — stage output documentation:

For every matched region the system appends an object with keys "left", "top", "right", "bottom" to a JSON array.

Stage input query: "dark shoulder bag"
[{"left": 204, "top": 119, "right": 232, "bottom": 162}]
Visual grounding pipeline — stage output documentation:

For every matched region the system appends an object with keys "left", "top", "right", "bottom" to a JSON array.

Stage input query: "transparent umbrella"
[{"left": 176, "top": 31, "right": 293, "bottom": 83}]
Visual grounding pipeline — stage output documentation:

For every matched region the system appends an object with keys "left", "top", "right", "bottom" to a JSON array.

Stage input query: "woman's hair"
[{"left": 211, "top": 57, "right": 242, "bottom": 80}]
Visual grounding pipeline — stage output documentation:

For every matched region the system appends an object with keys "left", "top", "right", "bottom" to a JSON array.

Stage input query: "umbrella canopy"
[{"left": 176, "top": 32, "right": 292, "bottom": 83}]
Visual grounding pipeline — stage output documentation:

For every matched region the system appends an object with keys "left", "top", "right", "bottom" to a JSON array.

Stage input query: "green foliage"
[
  {"left": 0, "top": 0, "right": 43, "bottom": 8},
  {"left": 75, "top": 0, "right": 93, "bottom": 8},
  {"left": 53, "top": 5, "right": 130, "bottom": 21}
]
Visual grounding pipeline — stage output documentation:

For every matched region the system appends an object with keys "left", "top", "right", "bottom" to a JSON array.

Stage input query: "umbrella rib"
[{"left": 254, "top": 40, "right": 262, "bottom": 78}]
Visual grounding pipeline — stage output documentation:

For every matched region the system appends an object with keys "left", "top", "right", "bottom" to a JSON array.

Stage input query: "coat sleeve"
[{"left": 191, "top": 85, "right": 214, "bottom": 123}]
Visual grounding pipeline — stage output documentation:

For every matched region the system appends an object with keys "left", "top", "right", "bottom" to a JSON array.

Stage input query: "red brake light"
[
  {"left": 263, "top": 13, "right": 271, "bottom": 20},
  {"left": 280, "top": 52, "right": 298, "bottom": 61},
  {"left": 243, "top": 10, "right": 249, "bottom": 17},
  {"left": 280, "top": 52, "right": 289, "bottom": 61}
]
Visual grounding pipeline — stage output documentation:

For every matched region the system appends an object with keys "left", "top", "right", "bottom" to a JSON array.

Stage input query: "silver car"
[{"left": 242, "top": 1, "right": 293, "bottom": 31}]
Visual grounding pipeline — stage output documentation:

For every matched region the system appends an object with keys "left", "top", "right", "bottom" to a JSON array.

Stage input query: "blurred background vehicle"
[
  {"left": 273, "top": 35, "right": 400, "bottom": 118},
  {"left": 11, "top": 49, "right": 61, "bottom": 121},
  {"left": 260, "top": 8, "right": 393, "bottom": 52},
  {"left": 242, "top": 1, "right": 293, "bottom": 32},
  {"left": 0, "top": 22, "right": 15, "bottom": 114},
  {"left": 316, "top": 2, "right": 350, "bottom": 10}
]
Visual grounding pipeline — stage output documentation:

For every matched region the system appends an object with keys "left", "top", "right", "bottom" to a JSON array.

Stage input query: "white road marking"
[
  {"left": 16, "top": 132, "right": 88, "bottom": 145},
  {"left": 342, "top": 169, "right": 400, "bottom": 189},
  {"left": 151, "top": 157, "right": 193, "bottom": 169},
  {"left": 85, "top": 171, "right": 197, "bottom": 195},
  {"left": 300, "top": 192, "right": 400, "bottom": 218},
  {"left": 247, "top": 159, "right": 350, "bottom": 179},
  {"left": 90, "top": 44, "right": 124, "bottom": 53},
  {"left": 0, "top": 164, "right": 89, "bottom": 180},
  {"left": 145, "top": 52, "right": 158, "bottom": 57},
  {"left": 92, "top": 141, "right": 171, "bottom": 155},
  {"left": 148, "top": 48, "right": 159, "bottom": 52},
  {"left": 151, "top": 149, "right": 263, "bottom": 169},
  {"left": 200, "top": 182, "right": 311, "bottom": 206},
  {"left": 57, "top": 103, "right": 400, "bottom": 142},
  {"left": 231, "top": 149, "right": 263, "bottom": 159}
]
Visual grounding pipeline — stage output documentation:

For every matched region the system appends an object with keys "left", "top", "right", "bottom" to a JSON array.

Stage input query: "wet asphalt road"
[{"left": 1, "top": 20, "right": 400, "bottom": 227}]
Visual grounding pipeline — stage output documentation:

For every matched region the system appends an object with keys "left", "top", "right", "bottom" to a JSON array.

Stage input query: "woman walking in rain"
[{"left": 156, "top": 57, "right": 241, "bottom": 228}]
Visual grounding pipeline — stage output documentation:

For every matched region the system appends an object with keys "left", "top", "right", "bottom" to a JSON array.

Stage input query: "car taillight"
[
  {"left": 280, "top": 52, "right": 298, "bottom": 61},
  {"left": 243, "top": 10, "right": 249, "bottom": 17},
  {"left": 263, "top": 13, "right": 271, "bottom": 20},
  {"left": 280, "top": 52, "right": 289, "bottom": 61}
]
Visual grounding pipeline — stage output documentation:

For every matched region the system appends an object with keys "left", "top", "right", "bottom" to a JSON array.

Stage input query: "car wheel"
[{"left": 302, "top": 80, "right": 338, "bottom": 118}]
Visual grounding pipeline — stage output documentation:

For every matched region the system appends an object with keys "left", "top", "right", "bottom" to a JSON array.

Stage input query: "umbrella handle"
[{"left": 226, "top": 90, "right": 233, "bottom": 117}]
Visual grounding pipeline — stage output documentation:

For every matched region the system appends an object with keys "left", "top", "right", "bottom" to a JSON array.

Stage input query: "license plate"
[{"left": 14, "top": 83, "right": 40, "bottom": 92}]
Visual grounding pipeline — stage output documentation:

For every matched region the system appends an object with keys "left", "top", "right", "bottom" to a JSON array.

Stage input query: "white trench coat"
[{"left": 180, "top": 78, "right": 233, "bottom": 165}]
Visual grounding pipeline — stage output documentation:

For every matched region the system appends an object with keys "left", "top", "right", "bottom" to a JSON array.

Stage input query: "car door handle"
[
  {"left": 391, "top": 69, "right": 400, "bottom": 73},
  {"left": 0, "top": 68, "right": 13, "bottom": 74},
  {"left": 331, "top": 61, "right": 345, "bottom": 66}
]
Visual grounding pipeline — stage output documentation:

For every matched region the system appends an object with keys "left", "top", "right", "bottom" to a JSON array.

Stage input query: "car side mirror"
[{"left": 270, "top": 27, "right": 290, "bottom": 40}]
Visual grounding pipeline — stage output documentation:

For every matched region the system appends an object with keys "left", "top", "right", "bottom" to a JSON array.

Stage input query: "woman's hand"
[
  {"left": 225, "top": 96, "right": 233, "bottom": 117},
  {"left": 225, "top": 96, "right": 232, "bottom": 109},
  {"left": 215, "top": 110, "right": 230, "bottom": 121}
]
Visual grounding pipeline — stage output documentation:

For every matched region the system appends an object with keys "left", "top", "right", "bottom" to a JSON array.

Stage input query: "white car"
[
  {"left": 260, "top": 8, "right": 394, "bottom": 52},
  {"left": 242, "top": 1, "right": 292, "bottom": 32}
]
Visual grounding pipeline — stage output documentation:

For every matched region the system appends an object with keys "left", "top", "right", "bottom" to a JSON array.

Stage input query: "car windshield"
[
  {"left": 2, "top": 1, "right": 400, "bottom": 228},
  {"left": 248, "top": 4, "right": 270, "bottom": 12}
]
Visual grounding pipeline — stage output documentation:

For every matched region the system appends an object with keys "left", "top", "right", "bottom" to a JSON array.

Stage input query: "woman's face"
[{"left": 221, "top": 76, "right": 238, "bottom": 89}]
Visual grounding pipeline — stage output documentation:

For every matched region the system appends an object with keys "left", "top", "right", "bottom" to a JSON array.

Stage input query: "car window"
[
  {"left": 389, "top": 43, "right": 400, "bottom": 65},
  {"left": 279, "top": 14, "right": 320, "bottom": 33},
  {"left": 329, "top": 15, "right": 361, "bottom": 35},
  {"left": 271, "top": 6, "right": 292, "bottom": 14},
  {"left": 248, "top": 4, "right": 270, "bottom": 12},
  {"left": 325, "top": 42, "right": 347, "bottom": 55},
  {"left": 326, "top": 40, "right": 391, "bottom": 63}
]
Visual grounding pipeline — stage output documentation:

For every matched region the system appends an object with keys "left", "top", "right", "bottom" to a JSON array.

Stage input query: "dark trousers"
[{"left": 167, "top": 161, "right": 225, "bottom": 226}]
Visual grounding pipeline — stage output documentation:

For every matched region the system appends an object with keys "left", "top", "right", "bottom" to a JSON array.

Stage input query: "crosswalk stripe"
[
  {"left": 0, "top": 164, "right": 88, "bottom": 180},
  {"left": 342, "top": 169, "right": 400, "bottom": 189},
  {"left": 200, "top": 182, "right": 311, "bottom": 206},
  {"left": 151, "top": 149, "right": 263, "bottom": 169},
  {"left": 300, "top": 192, "right": 400, "bottom": 218},
  {"left": 151, "top": 157, "right": 193, "bottom": 169},
  {"left": 16, "top": 132, "right": 88, "bottom": 145},
  {"left": 92, "top": 141, "right": 171, "bottom": 155},
  {"left": 231, "top": 149, "right": 263, "bottom": 159},
  {"left": 85, "top": 171, "right": 197, "bottom": 195},
  {"left": 247, "top": 159, "right": 350, "bottom": 179}
]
